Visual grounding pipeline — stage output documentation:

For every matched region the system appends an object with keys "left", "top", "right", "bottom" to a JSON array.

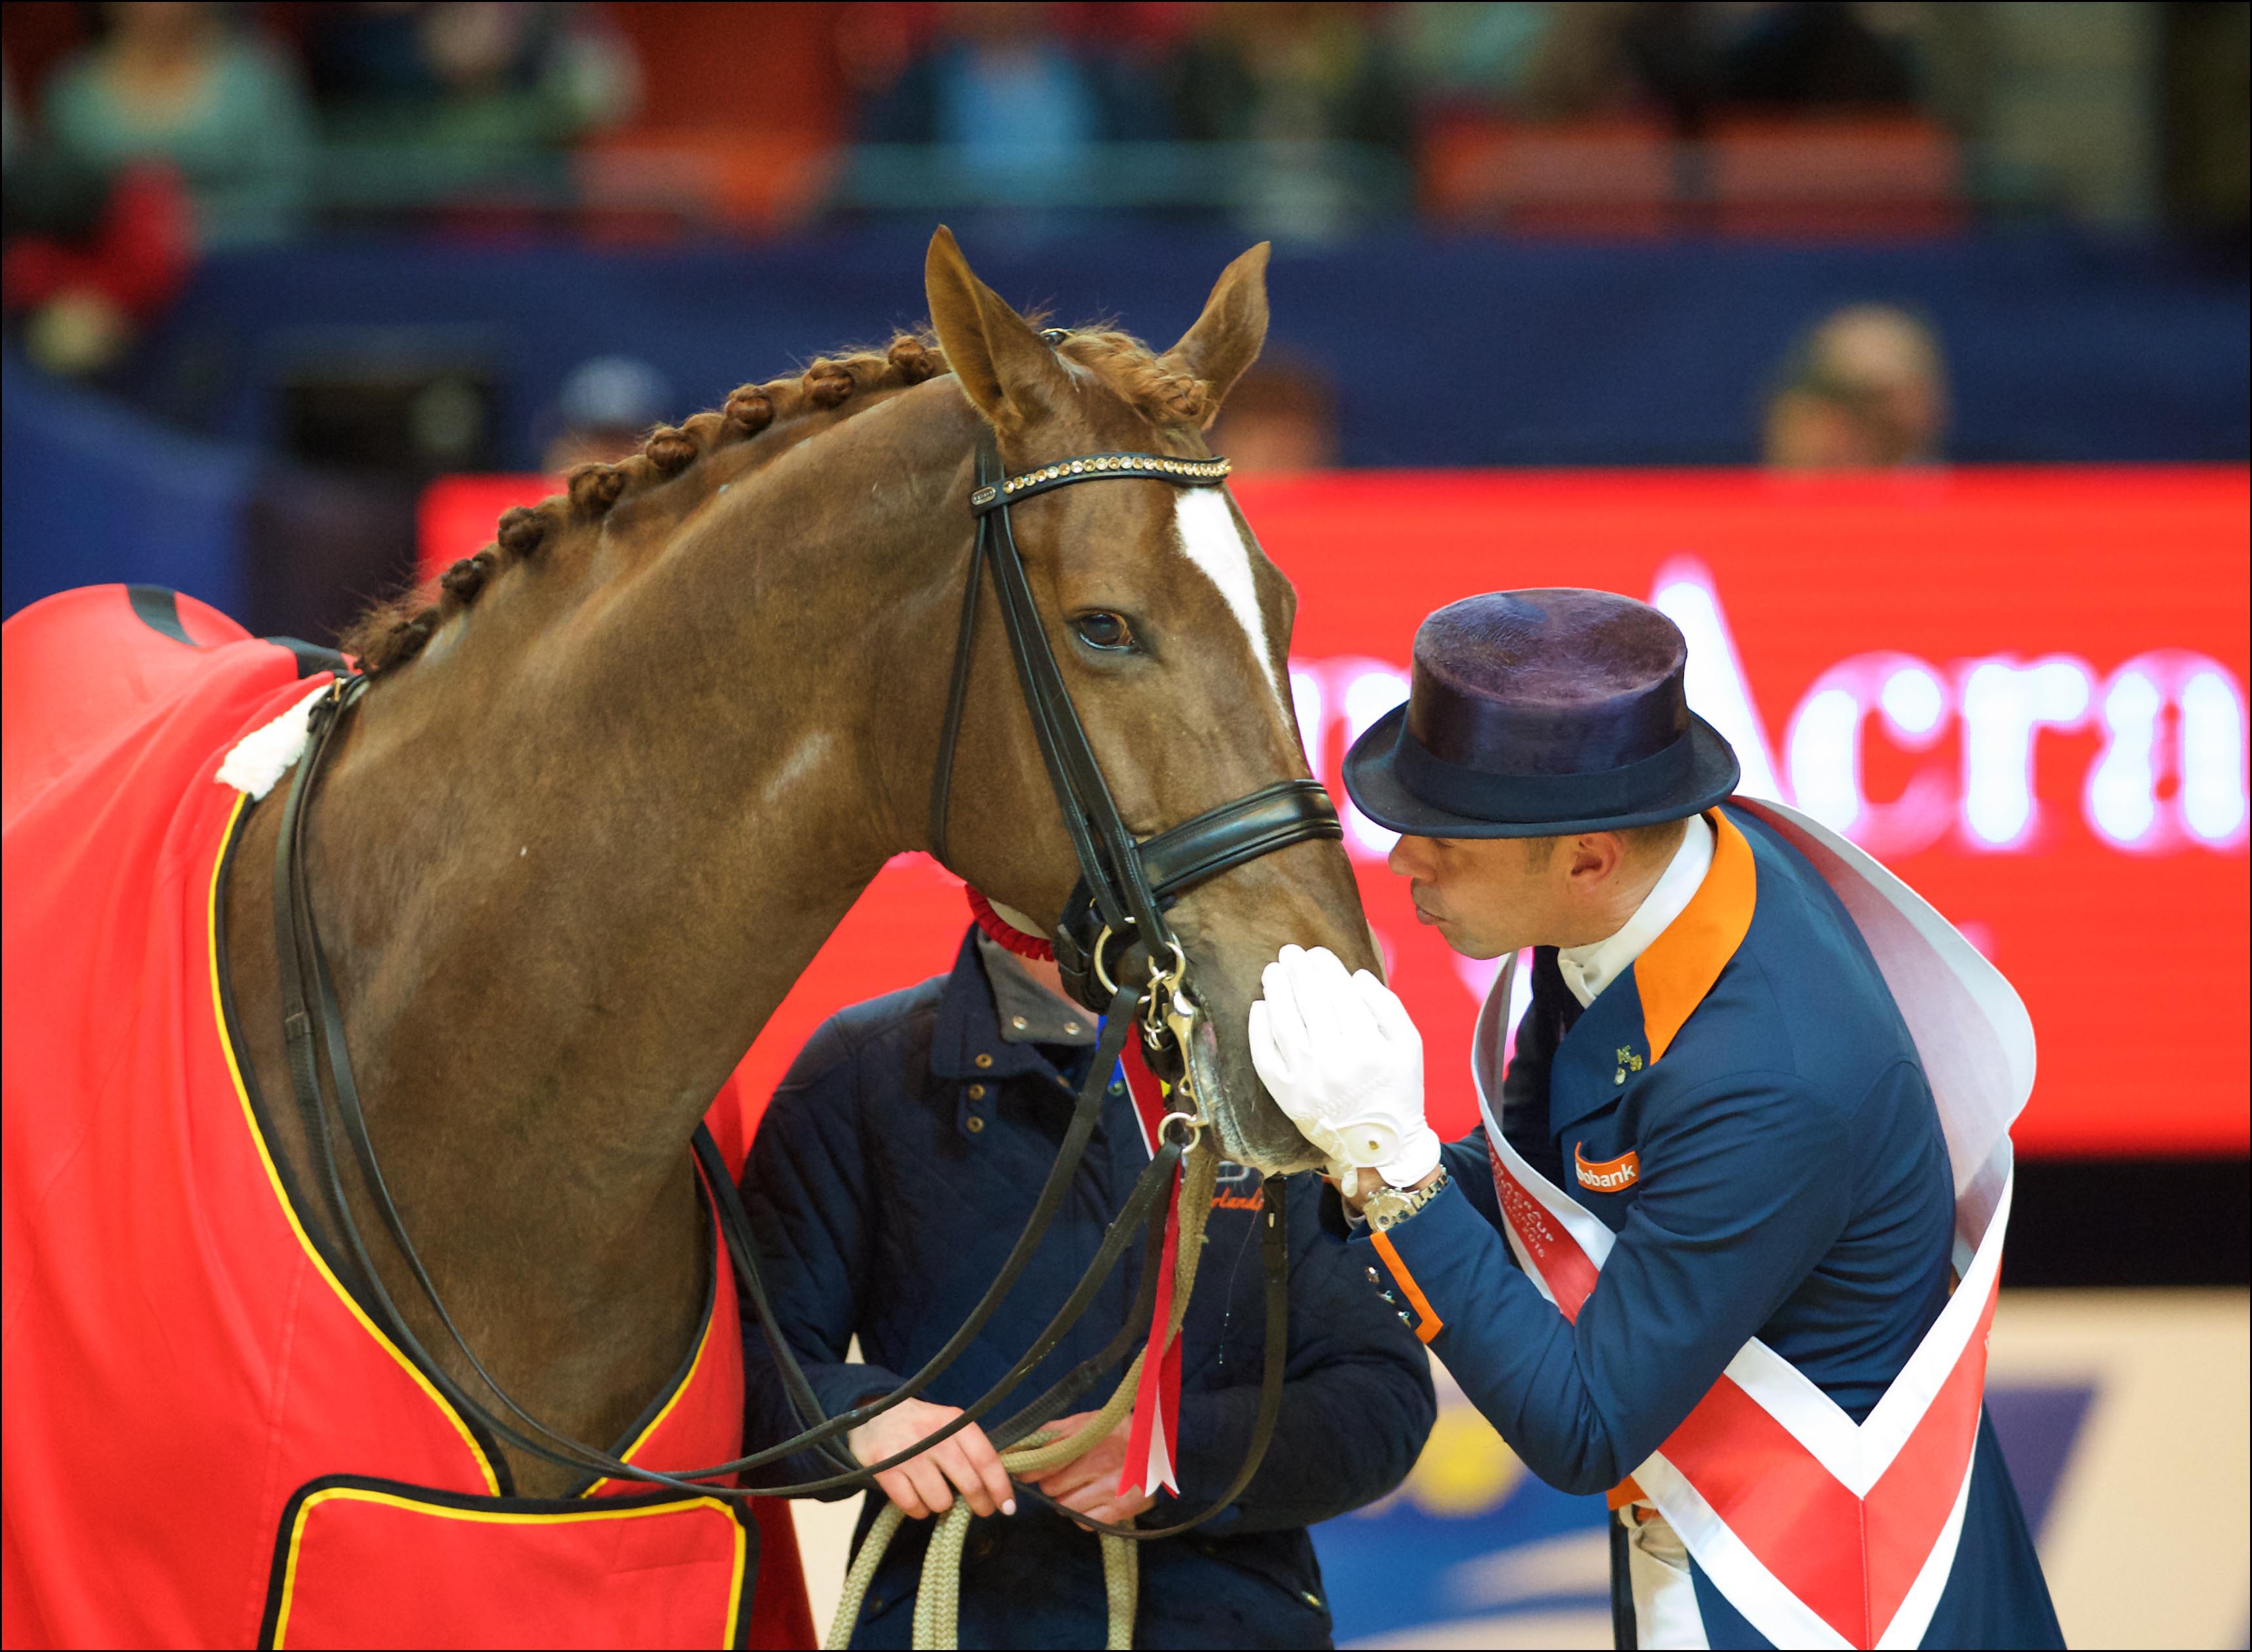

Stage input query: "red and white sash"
[
  {"left": 1116, "top": 1036, "right": 1186, "bottom": 1498},
  {"left": 1475, "top": 800, "right": 2033, "bottom": 1651}
]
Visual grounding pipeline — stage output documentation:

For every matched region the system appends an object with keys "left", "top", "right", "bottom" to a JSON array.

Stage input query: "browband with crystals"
[{"left": 970, "top": 452, "right": 1231, "bottom": 514}]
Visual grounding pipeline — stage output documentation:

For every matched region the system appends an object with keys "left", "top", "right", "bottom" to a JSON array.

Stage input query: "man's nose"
[{"left": 1387, "top": 836, "right": 1422, "bottom": 879}]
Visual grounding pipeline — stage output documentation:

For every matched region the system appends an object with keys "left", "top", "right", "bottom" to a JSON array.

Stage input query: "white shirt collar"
[{"left": 1555, "top": 814, "right": 1715, "bottom": 1009}]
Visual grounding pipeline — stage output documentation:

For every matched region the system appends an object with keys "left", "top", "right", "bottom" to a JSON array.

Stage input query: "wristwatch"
[{"left": 1363, "top": 1167, "right": 1449, "bottom": 1233}]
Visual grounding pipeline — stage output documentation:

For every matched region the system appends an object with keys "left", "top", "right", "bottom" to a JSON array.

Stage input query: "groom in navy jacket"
[{"left": 1250, "top": 590, "right": 2061, "bottom": 1649}]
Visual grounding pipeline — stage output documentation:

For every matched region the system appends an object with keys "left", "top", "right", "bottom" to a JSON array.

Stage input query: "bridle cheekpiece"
[{"left": 930, "top": 433, "right": 1340, "bottom": 1113}]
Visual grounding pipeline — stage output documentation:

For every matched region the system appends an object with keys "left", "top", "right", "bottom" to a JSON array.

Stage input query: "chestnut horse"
[{"left": 215, "top": 228, "right": 1377, "bottom": 1503}]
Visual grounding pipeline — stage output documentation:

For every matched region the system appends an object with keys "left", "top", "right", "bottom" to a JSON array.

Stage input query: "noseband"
[{"left": 263, "top": 414, "right": 1326, "bottom": 1528}]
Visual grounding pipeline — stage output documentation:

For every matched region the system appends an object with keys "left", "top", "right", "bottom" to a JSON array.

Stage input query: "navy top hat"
[{"left": 1343, "top": 590, "right": 1741, "bottom": 838}]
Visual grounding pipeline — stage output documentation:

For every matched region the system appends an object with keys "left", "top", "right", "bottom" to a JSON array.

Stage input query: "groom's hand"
[{"left": 1248, "top": 944, "right": 1440, "bottom": 1189}]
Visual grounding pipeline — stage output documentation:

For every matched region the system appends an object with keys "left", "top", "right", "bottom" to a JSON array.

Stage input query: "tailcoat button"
[
  {"left": 966, "top": 1115, "right": 986, "bottom": 1135},
  {"left": 975, "top": 1053, "right": 994, "bottom": 1069}
]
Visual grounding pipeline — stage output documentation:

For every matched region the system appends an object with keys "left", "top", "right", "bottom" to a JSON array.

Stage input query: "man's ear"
[
  {"left": 925, "top": 225, "right": 1072, "bottom": 433},
  {"left": 1158, "top": 242, "right": 1270, "bottom": 424},
  {"left": 1567, "top": 833, "right": 1625, "bottom": 885}
]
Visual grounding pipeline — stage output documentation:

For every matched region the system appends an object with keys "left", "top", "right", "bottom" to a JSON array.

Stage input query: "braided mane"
[{"left": 340, "top": 326, "right": 1211, "bottom": 677}]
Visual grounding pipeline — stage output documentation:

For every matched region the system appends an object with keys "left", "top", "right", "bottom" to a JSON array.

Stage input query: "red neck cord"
[{"left": 965, "top": 886, "right": 1055, "bottom": 961}]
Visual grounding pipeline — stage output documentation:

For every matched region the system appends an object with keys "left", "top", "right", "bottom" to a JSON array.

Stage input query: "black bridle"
[
  {"left": 264, "top": 420, "right": 1339, "bottom": 1522},
  {"left": 932, "top": 439, "right": 1341, "bottom": 1017}
]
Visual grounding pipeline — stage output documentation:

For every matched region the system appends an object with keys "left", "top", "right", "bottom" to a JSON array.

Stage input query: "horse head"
[{"left": 920, "top": 228, "right": 1376, "bottom": 1174}]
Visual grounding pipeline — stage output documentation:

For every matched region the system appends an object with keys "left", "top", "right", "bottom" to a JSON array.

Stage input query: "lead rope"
[{"left": 827, "top": 1146, "right": 1219, "bottom": 1651}]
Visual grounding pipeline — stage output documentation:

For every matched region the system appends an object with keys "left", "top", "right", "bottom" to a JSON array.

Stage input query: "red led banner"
[{"left": 421, "top": 467, "right": 2249, "bottom": 1157}]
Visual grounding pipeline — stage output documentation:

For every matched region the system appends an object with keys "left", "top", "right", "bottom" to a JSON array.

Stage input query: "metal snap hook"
[{"left": 1142, "top": 937, "right": 1194, "bottom": 1042}]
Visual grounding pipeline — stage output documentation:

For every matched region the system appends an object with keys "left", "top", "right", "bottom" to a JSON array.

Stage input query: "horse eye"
[{"left": 1074, "top": 611, "right": 1135, "bottom": 652}]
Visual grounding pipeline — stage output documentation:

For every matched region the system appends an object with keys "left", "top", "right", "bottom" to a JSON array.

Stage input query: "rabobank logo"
[{"left": 1573, "top": 1143, "right": 1641, "bottom": 1194}]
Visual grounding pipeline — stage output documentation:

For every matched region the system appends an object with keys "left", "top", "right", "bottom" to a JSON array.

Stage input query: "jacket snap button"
[
  {"left": 1009, "top": 1015, "right": 1028, "bottom": 1031},
  {"left": 966, "top": 1115, "right": 986, "bottom": 1134},
  {"left": 1301, "top": 1590, "right": 1324, "bottom": 1609},
  {"left": 1365, "top": 1266, "right": 1380, "bottom": 1284},
  {"left": 974, "top": 1053, "right": 994, "bottom": 1069},
  {"left": 1063, "top": 1021, "right": 1081, "bottom": 1035},
  {"left": 968, "top": 1083, "right": 986, "bottom": 1100}
]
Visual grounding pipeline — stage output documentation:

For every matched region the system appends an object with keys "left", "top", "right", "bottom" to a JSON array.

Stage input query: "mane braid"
[{"left": 339, "top": 321, "right": 1197, "bottom": 677}]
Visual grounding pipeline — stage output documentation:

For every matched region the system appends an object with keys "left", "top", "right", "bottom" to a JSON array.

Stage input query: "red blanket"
[{"left": 3, "top": 586, "right": 812, "bottom": 1649}]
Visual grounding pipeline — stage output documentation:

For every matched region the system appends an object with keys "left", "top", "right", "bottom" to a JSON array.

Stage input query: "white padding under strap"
[{"left": 216, "top": 685, "right": 329, "bottom": 800}]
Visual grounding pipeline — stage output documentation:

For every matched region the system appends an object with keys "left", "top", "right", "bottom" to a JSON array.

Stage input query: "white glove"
[{"left": 1247, "top": 944, "right": 1440, "bottom": 1189}]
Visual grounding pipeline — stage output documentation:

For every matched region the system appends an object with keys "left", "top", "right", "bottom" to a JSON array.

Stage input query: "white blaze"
[{"left": 1172, "top": 488, "right": 1281, "bottom": 702}]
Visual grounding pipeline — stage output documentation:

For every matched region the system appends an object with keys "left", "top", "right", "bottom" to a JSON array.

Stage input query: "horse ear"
[
  {"left": 1159, "top": 242, "right": 1270, "bottom": 420},
  {"left": 925, "top": 226, "right": 1069, "bottom": 432}
]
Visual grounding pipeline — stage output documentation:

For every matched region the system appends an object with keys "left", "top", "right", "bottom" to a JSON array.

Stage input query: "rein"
[{"left": 263, "top": 424, "right": 1336, "bottom": 1526}]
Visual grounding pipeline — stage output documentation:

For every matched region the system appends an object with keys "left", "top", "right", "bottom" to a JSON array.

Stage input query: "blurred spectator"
[
  {"left": 1763, "top": 302, "right": 1948, "bottom": 469},
  {"left": 854, "top": 2, "right": 1163, "bottom": 170},
  {"left": 1208, "top": 351, "right": 1340, "bottom": 473},
  {"left": 1171, "top": 3, "right": 1411, "bottom": 151},
  {"left": 1402, "top": 2, "right": 1919, "bottom": 129},
  {"left": 40, "top": 2, "right": 310, "bottom": 248},
  {"left": 305, "top": 3, "right": 638, "bottom": 155},
  {"left": 1168, "top": 3, "right": 1412, "bottom": 236},
  {"left": 2158, "top": 0, "right": 2251, "bottom": 242},
  {"left": 540, "top": 353, "right": 670, "bottom": 472},
  {"left": 3, "top": 146, "right": 195, "bottom": 377},
  {"left": 1400, "top": 1, "right": 1638, "bottom": 119},
  {"left": 1637, "top": 1, "right": 1917, "bottom": 128}
]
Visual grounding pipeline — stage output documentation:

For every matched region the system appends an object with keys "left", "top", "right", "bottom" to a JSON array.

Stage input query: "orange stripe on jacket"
[
  {"left": 1635, "top": 810, "right": 1758, "bottom": 1064},
  {"left": 1371, "top": 1230, "right": 1445, "bottom": 1344}
]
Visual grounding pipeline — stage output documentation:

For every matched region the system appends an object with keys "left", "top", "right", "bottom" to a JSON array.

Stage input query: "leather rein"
[{"left": 264, "top": 422, "right": 1339, "bottom": 1524}]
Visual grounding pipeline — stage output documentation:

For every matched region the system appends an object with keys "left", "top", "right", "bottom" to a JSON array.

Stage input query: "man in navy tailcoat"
[{"left": 1249, "top": 589, "right": 2063, "bottom": 1650}]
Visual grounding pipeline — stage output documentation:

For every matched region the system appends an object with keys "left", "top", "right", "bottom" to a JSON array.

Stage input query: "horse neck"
[{"left": 302, "top": 386, "right": 977, "bottom": 1237}]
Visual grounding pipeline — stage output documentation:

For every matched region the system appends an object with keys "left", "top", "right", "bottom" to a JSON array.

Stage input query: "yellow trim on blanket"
[
  {"left": 579, "top": 1261, "right": 717, "bottom": 1498},
  {"left": 206, "top": 792, "right": 503, "bottom": 1495},
  {"left": 270, "top": 1487, "right": 744, "bottom": 1648}
]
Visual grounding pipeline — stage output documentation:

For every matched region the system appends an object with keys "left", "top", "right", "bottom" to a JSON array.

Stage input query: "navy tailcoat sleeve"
[{"left": 1368, "top": 1068, "right": 1855, "bottom": 1495}]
